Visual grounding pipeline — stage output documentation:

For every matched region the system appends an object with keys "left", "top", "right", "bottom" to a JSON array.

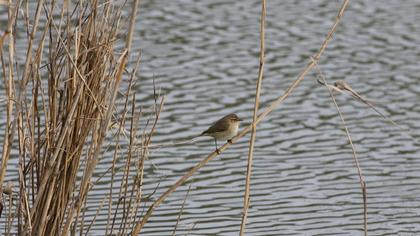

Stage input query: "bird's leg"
[{"left": 214, "top": 138, "right": 220, "bottom": 154}]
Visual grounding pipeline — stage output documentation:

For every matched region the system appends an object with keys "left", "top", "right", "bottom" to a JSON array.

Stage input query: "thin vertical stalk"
[
  {"left": 171, "top": 184, "right": 192, "bottom": 236},
  {"left": 126, "top": 0, "right": 140, "bottom": 53},
  {"left": 329, "top": 86, "right": 368, "bottom": 236},
  {"left": 240, "top": 0, "right": 265, "bottom": 234},
  {"left": 314, "top": 62, "right": 367, "bottom": 235},
  {"left": 0, "top": 0, "right": 19, "bottom": 199},
  {"left": 120, "top": 94, "right": 137, "bottom": 234}
]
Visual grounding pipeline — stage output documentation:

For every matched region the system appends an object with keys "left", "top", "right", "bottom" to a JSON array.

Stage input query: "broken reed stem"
[
  {"left": 240, "top": 0, "right": 266, "bottom": 235},
  {"left": 132, "top": 0, "right": 350, "bottom": 233},
  {"left": 332, "top": 88, "right": 368, "bottom": 236},
  {"left": 314, "top": 62, "right": 367, "bottom": 235}
]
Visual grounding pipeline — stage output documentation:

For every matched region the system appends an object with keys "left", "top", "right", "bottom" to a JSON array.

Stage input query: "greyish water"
[{"left": 1, "top": 0, "right": 420, "bottom": 235}]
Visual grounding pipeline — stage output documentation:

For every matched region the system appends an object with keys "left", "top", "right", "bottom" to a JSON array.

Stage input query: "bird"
[{"left": 199, "top": 113, "right": 242, "bottom": 154}]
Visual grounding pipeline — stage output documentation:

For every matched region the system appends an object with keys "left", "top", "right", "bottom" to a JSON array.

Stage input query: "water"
[{"left": 1, "top": 0, "right": 420, "bottom": 235}]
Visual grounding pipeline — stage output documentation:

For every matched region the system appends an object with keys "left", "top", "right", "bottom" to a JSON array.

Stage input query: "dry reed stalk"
[
  {"left": 0, "top": 0, "right": 19, "bottom": 215},
  {"left": 84, "top": 197, "right": 106, "bottom": 235},
  {"left": 313, "top": 61, "right": 368, "bottom": 235},
  {"left": 132, "top": 0, "right": 350, "bottom": 233},
  {"left": 172, "top": 184, "right": 192, "bottom": 236},
  {"left": 240, "top": 0, "right": 266, "bottom": 234},
  {"left": 126, "top": 0, "right": 141, "bottom": 53},
  {"left": 6, "top": 193, "right": 13, "bottom": 235},
  {"left": 130, "top": 120, "right": 148, "bottom": 226}
]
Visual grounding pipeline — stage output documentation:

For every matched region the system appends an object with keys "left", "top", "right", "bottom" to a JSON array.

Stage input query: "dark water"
[{"left": 1, "top": 0, "right": 420, "bottom": 235}]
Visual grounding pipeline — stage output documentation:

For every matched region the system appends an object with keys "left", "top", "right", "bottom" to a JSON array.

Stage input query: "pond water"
[{"left": 1, "top": 0, "right": 420, "bottom": 235}]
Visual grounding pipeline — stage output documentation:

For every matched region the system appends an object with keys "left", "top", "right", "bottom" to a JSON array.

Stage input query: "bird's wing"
[{"left": 202, "top": 118, "right": 230, "bottom": 135}]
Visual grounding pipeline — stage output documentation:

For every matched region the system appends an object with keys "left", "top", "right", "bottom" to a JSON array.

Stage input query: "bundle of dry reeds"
[{"left": 0, "top": 0, "right": 155, "bottom": 235}]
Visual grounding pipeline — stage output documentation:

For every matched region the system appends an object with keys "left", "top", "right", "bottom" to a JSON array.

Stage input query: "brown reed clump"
[{"left": 0, "top": 0, "right": 153, "bottom": 235}]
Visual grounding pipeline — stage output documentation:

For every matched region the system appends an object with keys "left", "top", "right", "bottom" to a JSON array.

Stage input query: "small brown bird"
[{"left": 200, "top": 113, "right": 242, "bottom": 153}]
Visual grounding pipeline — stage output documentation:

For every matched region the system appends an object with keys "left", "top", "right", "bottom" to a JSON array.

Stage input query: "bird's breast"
[{"left": 213, "top": 122, "right": 239, "bottom": 140}]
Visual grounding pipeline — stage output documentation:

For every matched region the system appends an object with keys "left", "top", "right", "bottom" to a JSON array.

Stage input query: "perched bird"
[{"left": 200, "top": 113, "right": 242, "bottom": 153}]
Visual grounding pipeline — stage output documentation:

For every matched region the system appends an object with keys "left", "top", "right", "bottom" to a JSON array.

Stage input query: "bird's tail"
[{"left": 139, "top": 133, "right": 204, "bottom": 150}]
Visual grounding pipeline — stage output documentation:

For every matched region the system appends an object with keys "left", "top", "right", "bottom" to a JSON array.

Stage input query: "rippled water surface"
[{"left": 1, "top": 0, "right": 420, "bottom": 235}]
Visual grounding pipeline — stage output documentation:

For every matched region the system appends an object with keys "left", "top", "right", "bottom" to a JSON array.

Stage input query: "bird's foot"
[
  {"left": 228, "top": 139, "right": 233, "bottom": 144},
  {"left": 216, "top": 148, "right": 221, "bottom": 155}
]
